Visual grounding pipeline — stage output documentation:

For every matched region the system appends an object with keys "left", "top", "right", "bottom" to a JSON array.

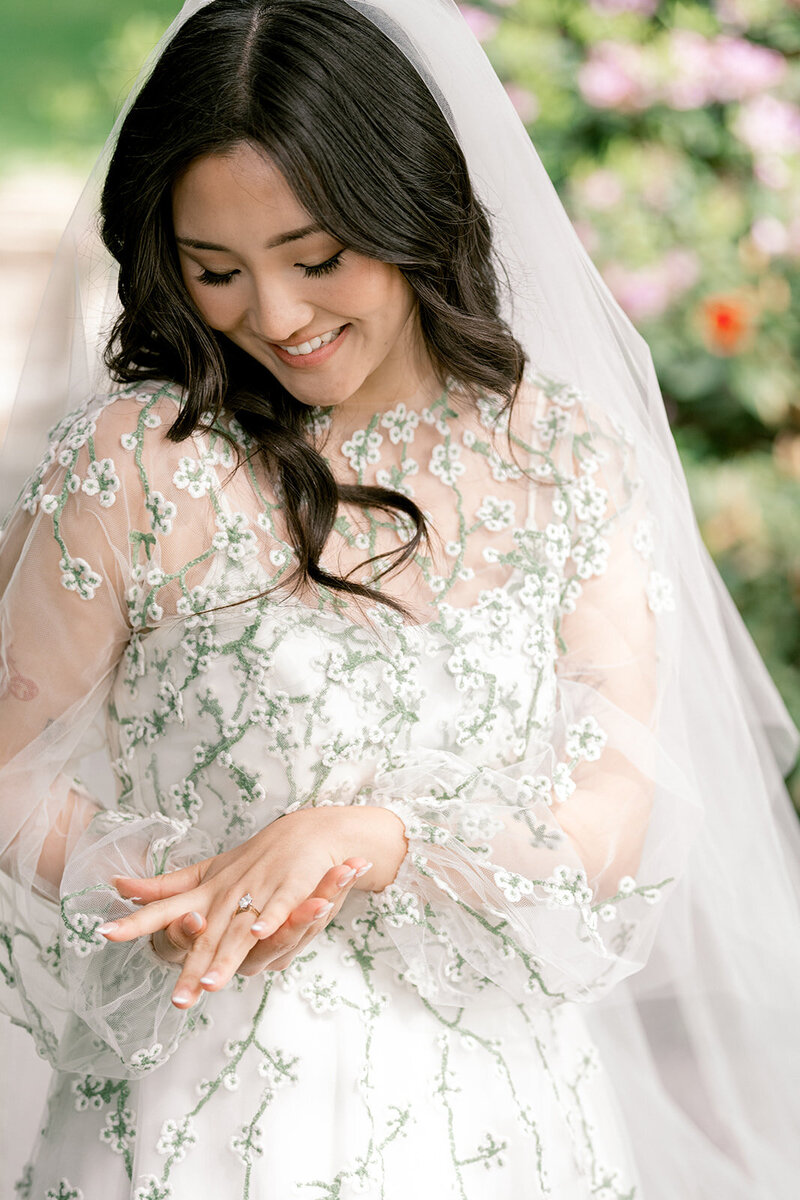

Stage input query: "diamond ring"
[{"left": 235, "top": 893, "right": 262, "bottom": 919}]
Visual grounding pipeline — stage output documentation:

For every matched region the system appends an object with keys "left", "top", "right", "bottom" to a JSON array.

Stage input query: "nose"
[{"left": 247, "top": 273, "right": 316, "bottom": 346}]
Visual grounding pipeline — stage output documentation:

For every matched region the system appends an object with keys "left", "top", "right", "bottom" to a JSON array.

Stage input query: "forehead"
[{"left": 172, "top": 142, "right": 309, "bottom": 232}]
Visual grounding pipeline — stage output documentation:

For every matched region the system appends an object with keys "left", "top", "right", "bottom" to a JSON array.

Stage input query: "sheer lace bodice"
[{"left": 0, "top": 364, "right": 690, "bottom": 1085}]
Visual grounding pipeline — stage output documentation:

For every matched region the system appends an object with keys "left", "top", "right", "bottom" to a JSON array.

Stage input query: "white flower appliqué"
[
  {"left": 646, "top": 571, "right": 676, "bottom": 613},
  {"left": 476, "top": 495, "right": 516, "bottom": 532},
  {"left": 342, "top": 428, "right": 383, "bottom": 474},
  {"left": 565, "top": 715, "right": 607, "bottom": 762},
  {"left": 173, "top": 456, "right": 213, "bottom": 499},
  {"left": 381, "top": 402, "right": 420, "bottom": 444},
  {"left": 429, "top": 442, "right": 466, "bottom": 488}
]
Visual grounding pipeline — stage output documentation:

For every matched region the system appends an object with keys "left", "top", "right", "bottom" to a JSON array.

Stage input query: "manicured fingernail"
[
  {"left": 250, "top": 923, "right": 266, "bottom": 935},
  {"left": 354, "top": 862, "right": 373, "bottom": 878},
  {"left": 200, "top": 972, "right": 218, "bottom": 986},
  {"left": 97, "top": 921, "right": 118, "bottom": 934},
  {"left": 337, "top": 867, "right": 356, "bottom": 886},
  {"left": 172, "top": 990, "right": 191, "bottom": 1006},
  {"left": 314, "top": 901, "right": 334, "bottom": 920},
  {"left": 128, "top": 896, "right": 144, "bottom": 903}
]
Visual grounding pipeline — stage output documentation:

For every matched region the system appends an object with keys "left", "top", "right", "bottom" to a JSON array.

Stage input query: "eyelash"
[
  {"left": 196, "top": 250, "right": 345, "bottom": 288},
  {"left": 304, "top": 250, "right": 345, "bottom": 279}
]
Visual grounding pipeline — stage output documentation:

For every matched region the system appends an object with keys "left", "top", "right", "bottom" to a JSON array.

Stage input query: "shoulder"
[
  {"left": 59, "top": 378, "right": 186, "bottom": 454},
  {"left": 5, "top": 379, "right": 230, "bottom": 613},
  {"left": 510, "top": 364, "right": 639, "bottom": 486},
  {"left": 19, "top": 379, "right": 193, "bottom": 518}
]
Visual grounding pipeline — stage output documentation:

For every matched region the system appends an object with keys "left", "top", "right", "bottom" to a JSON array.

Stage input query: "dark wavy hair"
[{"left": 100, "top": 0, "right": 527, "bottom": 619}]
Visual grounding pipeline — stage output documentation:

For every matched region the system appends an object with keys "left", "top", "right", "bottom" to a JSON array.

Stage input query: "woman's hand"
[
  {"left": 143, "top": 857, "right": 370, "bottom": 973},
  {"left": 100, "top": 804, "right": 408, "bottom": 1009},
  {"left": 150, "top": 908, "right": 208, "bottom": 966}
]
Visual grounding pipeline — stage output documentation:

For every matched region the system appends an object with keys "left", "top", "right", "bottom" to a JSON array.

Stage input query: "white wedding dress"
[{"left": 2, "top": 368, "right": 687, "bottom": 1199}]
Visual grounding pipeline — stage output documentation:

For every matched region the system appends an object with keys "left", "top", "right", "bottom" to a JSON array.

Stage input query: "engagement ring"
[{"left": 235, "top": 893, "right": 262, "bottom": 919}]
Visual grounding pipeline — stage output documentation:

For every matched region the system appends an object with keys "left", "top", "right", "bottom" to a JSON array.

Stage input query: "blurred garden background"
[{"left": 1, "top": 0, "right": 799, "bottom": 801}]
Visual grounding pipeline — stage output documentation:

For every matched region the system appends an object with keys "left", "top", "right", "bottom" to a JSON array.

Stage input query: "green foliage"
[{"left": 2, "top": 2, "right": 177, "bottom": 167}]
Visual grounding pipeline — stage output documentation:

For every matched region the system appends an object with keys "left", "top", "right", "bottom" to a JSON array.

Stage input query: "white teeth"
[{"left": 279, "top": 326, "right": 342, "bottom": 356}]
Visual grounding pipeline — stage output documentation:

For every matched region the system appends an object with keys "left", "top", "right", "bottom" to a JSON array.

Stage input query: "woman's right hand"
[{"left": 148, "top": 858, "right": 366, "bottom": 973}]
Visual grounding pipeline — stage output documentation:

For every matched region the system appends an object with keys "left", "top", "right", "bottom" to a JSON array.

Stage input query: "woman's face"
[{"left": 172, "top": 141, "right": 436, "bottom": 416}]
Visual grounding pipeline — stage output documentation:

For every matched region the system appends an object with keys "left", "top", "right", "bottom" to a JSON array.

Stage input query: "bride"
[{"left": 1, "top": 1, "right": 799, "bottom": 1197}]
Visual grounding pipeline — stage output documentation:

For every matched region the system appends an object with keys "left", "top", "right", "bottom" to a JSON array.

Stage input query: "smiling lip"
[{"left": 270, "top": 323, "right": 350, "bottom": 368}]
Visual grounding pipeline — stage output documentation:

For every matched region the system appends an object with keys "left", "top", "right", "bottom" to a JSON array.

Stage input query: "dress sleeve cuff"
[{"left": 57, "top": 809, "right": 216, "bottom": 1078}]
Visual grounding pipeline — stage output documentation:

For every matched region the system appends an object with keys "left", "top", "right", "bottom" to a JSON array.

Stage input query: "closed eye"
[
  {"left": 195, "top": 250, "right": 346, "bottom": 288},
  {"left": 302, "top": 249, "right": 345, "bottom": 278},
  {"left": 197, "top": 268, "right": 239, "bottom": 287}
]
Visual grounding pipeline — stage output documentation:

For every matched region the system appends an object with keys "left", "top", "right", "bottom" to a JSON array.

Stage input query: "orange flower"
[{"left": 697, "top": 292, "right": 757, "bottom": 355}]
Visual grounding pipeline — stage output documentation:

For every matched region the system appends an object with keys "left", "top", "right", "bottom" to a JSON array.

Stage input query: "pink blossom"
[
  {"left": 712, "top": 37, "right": 786, "bottom": 102},
  {"left": 458, "top": 5, "right": 500, "bottom": 42},
  {"left": 734, "top": 95, "right": 800, "bottom": 155},
  {"left": 603, "top": 264, "right": 673, "bottom": 320},
  {"left": 579, "top": 168, "right": 624, "bottom": 210},
  {"left": 663, "top": 78, "right": 714, "bottom": 110},
  {"left": 582, "top": 29, "right": 788, "bottom": 114},
  {"left": 665, "top": 30, "right": 784, "bottom": 109},
  {"left": 602, "top": 249, "right": 700, "bottom": 321},
  {"left": 663, "top": 30, "right": 716, "bottom": 109},
  {"left": 751, "top": 217, "right": 789, "bottom": 256},
  {"left": 504, "top": 83, "right": 539, "bottom": 124},
  {"left": 578, "top": 42, "right": 653, "bottom": 110},
  {"left": 661, "top": 248, "right": 701, "bottom": 292}
]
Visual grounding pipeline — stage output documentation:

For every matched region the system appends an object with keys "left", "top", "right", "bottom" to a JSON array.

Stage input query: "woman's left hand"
[
  {"left": 143, "top": 855, "right": 369, "bottom": 973},
  {"left": 101, "top": 804, "right": 408, "bottom": 1008}
]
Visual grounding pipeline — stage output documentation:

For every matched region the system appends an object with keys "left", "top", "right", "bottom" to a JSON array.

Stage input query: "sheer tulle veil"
[{"left": 1, "top": 1, "right": 799, "bottom": 1194}]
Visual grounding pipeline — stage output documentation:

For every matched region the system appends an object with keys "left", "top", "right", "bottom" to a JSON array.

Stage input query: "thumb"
[{"left": 150, "top": 911, "right": 206, "bottom": 965}]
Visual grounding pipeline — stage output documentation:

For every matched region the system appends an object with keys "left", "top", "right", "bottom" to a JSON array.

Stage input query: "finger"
[
  {"left": 241, "top": 860, "right": 367, "bottom": 979},
  {"left": 110, "top": 861, "right": 204, "bottom": 900},
  {"left": 169, "top": 859, "right": 370, "bottom": 1006},
  {"left": 237, "top": 896, "right": 336, "bottom": 976},
  {"left": 259, "top": 886, "right": 353, "bottom": 972},
  {"left": 250, "top": 858, "right": 370, "bottom": 939},
  {"left": 247, "top": 898, "right": 335, "bottom": 974},
  {"left": 266, "top": 902, "right": 337, "bottom": 970},
  {"left": 200, "top": 896, "right": 328, "bottom": 989},
  {"left": 100, "top": 859, "right": 366, "bottom": 948},
  {"left": 151, "top": 911, "right": 206, "bottom": 965},
  {"left": 241, "top": 867, "right": 362, "bottom": 975},
  {"left": 171, "top": 878, "right": 324, "bottom": 1005},
  {"left": 97, "top": 890, "right": 206, "bottom": 942},
  {"left": 259, "top": 855, "right": 373, "bottom": 971}
]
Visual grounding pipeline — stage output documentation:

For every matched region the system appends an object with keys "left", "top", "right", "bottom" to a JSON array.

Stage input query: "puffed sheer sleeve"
[
  {"left": 0, "top": 385, "right": 217, "bottom": 1078},
  {"left": 360, "top": 380, "right": 701, "bottom": 1009}
]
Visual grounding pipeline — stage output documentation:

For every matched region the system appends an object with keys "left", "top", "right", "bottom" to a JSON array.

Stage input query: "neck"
[
  {"left": 305, "top": 369, "right": 453, "bottom": 443},
  {"left": 303, "top": 309, "right": 448, "bottom": 438}
]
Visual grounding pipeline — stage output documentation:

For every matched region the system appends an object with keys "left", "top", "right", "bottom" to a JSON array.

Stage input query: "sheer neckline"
[{"left": 133, "top": 375, "right": 540, "bottom": 639}]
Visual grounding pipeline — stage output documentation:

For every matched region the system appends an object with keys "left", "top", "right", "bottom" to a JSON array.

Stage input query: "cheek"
[
  {"left": 341, "top": 259, "right": 413, "bottom": 326},
  {"left": 182, "top": 275, "right": 240, "bottom": 332}
]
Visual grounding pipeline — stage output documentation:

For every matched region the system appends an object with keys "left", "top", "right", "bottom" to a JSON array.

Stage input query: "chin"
[{"left": 292, "top": 385, "right": 356, "bottom": 409}]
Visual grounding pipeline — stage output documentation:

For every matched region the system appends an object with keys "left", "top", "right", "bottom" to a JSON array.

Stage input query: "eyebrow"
[{"left": 175, "top": 223, "right": 324, "bottom": 252}]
